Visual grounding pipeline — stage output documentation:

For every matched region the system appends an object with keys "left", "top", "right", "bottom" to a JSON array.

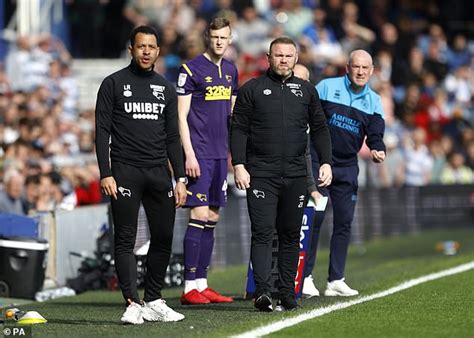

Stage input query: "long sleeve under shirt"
[{"left": 95, "top": 61, "right": 184, "bottom": 179}]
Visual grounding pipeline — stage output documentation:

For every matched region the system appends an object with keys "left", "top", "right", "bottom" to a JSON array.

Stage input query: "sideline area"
[{"left": 234, "top": 261, "right": 474, "bottom": 338}]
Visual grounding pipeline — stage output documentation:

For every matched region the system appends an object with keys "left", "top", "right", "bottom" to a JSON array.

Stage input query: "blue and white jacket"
[{"left": 316, "top": 75, "right": 386, "bottom": 167}]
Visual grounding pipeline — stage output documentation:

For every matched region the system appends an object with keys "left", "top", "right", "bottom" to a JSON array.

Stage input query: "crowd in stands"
[{"left": 0, "top": 0, "right": 472, "bottom": 216}]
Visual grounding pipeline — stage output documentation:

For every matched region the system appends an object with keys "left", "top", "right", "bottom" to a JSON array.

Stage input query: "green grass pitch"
[{"left": 1, "top": 228, "right": 473, "bottom": 337}]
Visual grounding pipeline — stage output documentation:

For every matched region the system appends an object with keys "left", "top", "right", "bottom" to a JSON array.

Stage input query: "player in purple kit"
[{"left": 177, "top": 17, "right": 238, "bottom": 305}]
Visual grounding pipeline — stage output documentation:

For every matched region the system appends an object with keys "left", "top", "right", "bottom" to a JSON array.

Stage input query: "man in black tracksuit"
[
  {"left": 230, "top": 37, "right": 333, "bottom": 312},
  {"left": 95, "top": 25, "right": 187, "bottom": 324}
]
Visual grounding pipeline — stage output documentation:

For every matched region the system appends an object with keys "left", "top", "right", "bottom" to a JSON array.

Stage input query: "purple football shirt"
[{"left": 177, "top": 54, "right": 238, "bottom": 159}]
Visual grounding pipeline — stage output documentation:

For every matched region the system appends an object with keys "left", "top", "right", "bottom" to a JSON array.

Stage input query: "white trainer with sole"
[
  {"left": 324, "top": 278, "right": 359, "bottom": 297},
  {"left": 120, "top": 302, "right": 144, "bottom": 325},
  {"left": 302, "top": 275, "right": 320, "bottom": 298},
  {"left": 142, "top": 299, "right": 185, "bottom": 322}
]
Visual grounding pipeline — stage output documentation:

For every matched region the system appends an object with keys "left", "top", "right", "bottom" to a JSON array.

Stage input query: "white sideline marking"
[{"left": 233, "top": 261, "right": 474, "bottom": 338}]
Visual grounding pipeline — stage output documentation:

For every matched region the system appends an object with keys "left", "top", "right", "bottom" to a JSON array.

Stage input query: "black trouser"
[
  {"left": 111, "top": 162, "right": 175, "bottom": 304},
  {"left": 247, "top": 176, "right": 306, "bottom": 299}
]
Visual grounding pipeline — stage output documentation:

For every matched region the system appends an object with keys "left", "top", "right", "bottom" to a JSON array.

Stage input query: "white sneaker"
[
  {"left": 302, "top": 275, "right": 320, "bottom": 298},
  {"left": 142, "top": 299, "right": 185, "bottom": 322},
  {"left": 324, "top": 278, "right": 359, "bottom": 297},
  {"left": 120, "top": 302, "right": 144, "bottom": 325}
]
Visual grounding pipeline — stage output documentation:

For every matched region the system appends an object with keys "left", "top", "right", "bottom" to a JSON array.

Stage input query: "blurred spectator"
[
  {"left": 442, "top": 107, "right": 471, "bottom": 147},
  {"left": 22, "top": 174, "right": 40, "bottom": 214},
  {"left": 378, "top": 133, "right": 404, "bottom": 187},
  {"left": 339, "top": 2, "right": 376, "bottom": 55},
  {"left": 36, "top": 173, "right": 56, "bottom": 212},
  {"left": 233, "top": 5, "right": 271, "bottom": 57},
  {"left": 277, "top": 0, "right": 313, "bottom": 38},
  {"left": 372, "top": 22, "right": 399, "bottom": 58},
  {"left": 429, "top": 139, "right": 447, "bottom": 184},
  {"left": 59, "top": 62, "right": 80, "bottom": 120},
  {"left": 440, "top": 150, "right": 473, "bottom": 184},
  {"left": 5, "top": 36, "right": 31, "bottom": 92},
  {"left": 61, "top": 165, "right": 101, "bottom": 206},
  {"left": 158, "top": 0, "right": 196, "bottom": 35},
  {"left": 395, "top": 82, "right": 421, "bottom": 127},
  {"left": 424, "top": 41, "right": 448, "bottom": 82},
  {"left": 320, "top": 0, "right": 344, "bottom": 40},
  {"left": 417, "top": 23, "right": 448, "bottom": 59},
  {"left": 302, "top": 8, "right": 345, "bottom": 68},
  {"left": 446, "top": 33, "right": 470, "bottom": 71},
  {"left": 0, "top": 169, "right": 25, "bottom": 215},
  {"left": 444, "top": 65, "right": 472, "bottom": 106},
  {"left": 402, "top": 128, "right": 433, "bottom": 186},
  {"left": 123, "top": 0, "right": 168, "bottom": 28}
]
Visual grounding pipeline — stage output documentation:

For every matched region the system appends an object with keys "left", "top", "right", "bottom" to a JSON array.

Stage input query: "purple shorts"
[{"left": 185, "top": 158, "right": 228, "bottom": 208}]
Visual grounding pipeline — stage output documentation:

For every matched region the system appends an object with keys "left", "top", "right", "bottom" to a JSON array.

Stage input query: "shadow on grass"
[
  {"left": 172, "top": 297, "right": 253, "bottom": 312},
  {"left": 41, "top": 301, "right": 120, "bottom": 308},
  {"left": 46, "top": 318, "right": 119, "bottom": 325}
]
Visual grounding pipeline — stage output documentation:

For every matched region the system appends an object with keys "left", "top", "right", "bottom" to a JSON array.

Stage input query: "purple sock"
[
  {"left": 184, "top": 219, "right": 206, "bottom": 280},
  {"left": 196, "top": 221, "right": 216, "bottom": 279}
]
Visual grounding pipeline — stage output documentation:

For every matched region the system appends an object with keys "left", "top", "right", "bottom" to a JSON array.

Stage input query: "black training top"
[
  {"left": 231, "top": 68, "right": 332, "bottom": 178},
  {"left": 95, "top": 61, "right": 184, "bottom": 179}
]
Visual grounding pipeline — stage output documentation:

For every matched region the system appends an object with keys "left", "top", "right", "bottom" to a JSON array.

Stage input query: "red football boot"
[
  {"left": 200, "top": 288, "right": 233, "bottom": 303},
  {"left": 180, "top": 289, "right": 211, "bottom": 305}
]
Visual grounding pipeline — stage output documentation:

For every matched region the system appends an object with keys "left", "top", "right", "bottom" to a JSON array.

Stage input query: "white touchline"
[{"left": 233, "top": 261, "right": 474, "bottom": 338}]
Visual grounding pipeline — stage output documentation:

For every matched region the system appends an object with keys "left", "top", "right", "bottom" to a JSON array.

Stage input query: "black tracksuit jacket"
[
  {"left": 230, "top": 69, "right": 332, "bottom": 177},
  {"left": 95, "top": 61, "right": 184, "bottom": 179}
]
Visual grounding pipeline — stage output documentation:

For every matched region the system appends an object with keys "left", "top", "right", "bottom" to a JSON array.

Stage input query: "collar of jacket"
[
  {"left": 266, "top": 68, "right": 295, "bottom": 83},
  {"left": 344, "top": 74, "right": 370, "bottom": 97},
  {"left": 129, "top": 60, "right": 155, "bottom": 77}
]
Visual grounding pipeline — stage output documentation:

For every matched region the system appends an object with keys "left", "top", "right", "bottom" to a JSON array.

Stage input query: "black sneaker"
[
  {"left": 274, "top": 296, "right": 299, "bottom": 312},
  {"left": 254, "top": 293, "right": 273, "bottom": 312}
]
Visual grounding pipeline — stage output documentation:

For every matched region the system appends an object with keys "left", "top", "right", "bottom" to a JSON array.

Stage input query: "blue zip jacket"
[{"left": 316, "top": 75, "right": 386, "bottom": 167}]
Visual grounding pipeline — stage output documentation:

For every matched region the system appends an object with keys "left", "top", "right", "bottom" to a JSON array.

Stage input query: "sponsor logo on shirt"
[
  {"left": 124, "top": 102, "right": 165, "bottom": 120},
  {"left": 286, "top": 83, "right": 301, "bottom": 89},
  {"left": 361, "top": 99, "right": 369, "bottom": 109},
  {"left": 150, "top": 84, "right": 165, "bottom": 92},
  {"left": 205, "top": 85, "right": 232, "bottom": 101},
  {"left": 150, "top": 84, "right": 165, "bottom": 101},
  {"left": 225, "top": 74, "right": 232, "bottom": 83},
  {"left": 123, "top": 84, "right": 132, "bottom": 97},
  {"left": 178, "top": 73, "right": 187, "bottom": 87},
  {"left": 328, "top": 113, "right": 361, "bottom": 135},
  {"left": 205, "top": 76, "right": 213, "bottom": 83},
  {"left": 291, "top": 89, "right": 303, "bottom": 97},
  {"left": 263, "top": 89, "right": 271, "bottom": 95}
]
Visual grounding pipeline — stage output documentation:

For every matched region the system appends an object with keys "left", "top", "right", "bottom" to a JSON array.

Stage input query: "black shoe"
[
  {"left": 274, "top": 296, "right": 299, "bottom": 312},
  {"left": 254, "top": 293, "right": 273, "bottom": 312}
]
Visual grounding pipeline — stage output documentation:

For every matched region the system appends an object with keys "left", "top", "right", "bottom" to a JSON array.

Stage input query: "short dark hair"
[
  {"left": 269, "top": 36, "right": 297, "bottom": 54},
  {"left": 129, "top": 25, "right": 159, "bottom": 47},
  {"left": 207, "top": 17, "right": 231, "bottom": 35}
]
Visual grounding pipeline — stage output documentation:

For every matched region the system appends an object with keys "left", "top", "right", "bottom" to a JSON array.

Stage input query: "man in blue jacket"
[{"left": 303, "top": 49, "right": 386, "bottom": 297}]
